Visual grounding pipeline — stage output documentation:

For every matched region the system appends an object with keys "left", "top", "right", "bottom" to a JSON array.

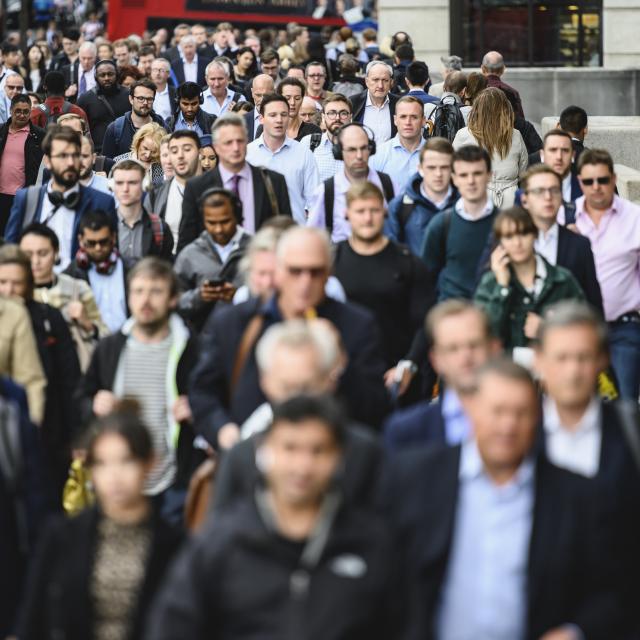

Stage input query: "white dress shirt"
[
  {"left": 543, "top": 396, "right": 602, "bottom": 478},
  {"left": 165, "top": 178, "right": 184, "bottom": 251},
  {"left": 154, "top": 86, "right": 173, "bottom": 121},
  {"left": 183, "top": 55, "right": 198, "bottom": 84},
  {"left": 535, "top": 223, "right": 559, "bottom": 265},
  {"left": 562, "top": 173, "right": 572, "bottom": 203},
  {"left": 41, "top": 181, "right": 80, "bottom": 272},
  {"left": 362, "top": 92, "right": 392, "bottom": 143}
]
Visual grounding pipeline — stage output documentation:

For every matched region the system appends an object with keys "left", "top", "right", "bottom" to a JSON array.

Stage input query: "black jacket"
[
  {"left": 0, "top": 120, "right": 45, "bottom": 188},
  {"left": 19, "top": 507, "right": 184, "bottom": 640},
  {"left": 189, "top": 295, "right": 391, "bottom": 446},
  {"left": 75, "top": 324, "right": 199, "bottom": 486},
  {"left": 178, "top": 163, "right": 292, "bottom": 253},
  {"left": 145, "top": 494, "right": 403, "bottom": 640},
  {"left": 170, "top": 55, "right": 211, "bottom": 88},
  {"left": 382, "top": 446, "right": 626, "bottom": 640},
  {"left": 350, "top": 90, "right": 401, "bottom": 138},
  {"left": 213, "top": 423, "right": 383, "bottom": 512},
  {"left": 77, "top": 86, "right": 131, "bottom": 153}
]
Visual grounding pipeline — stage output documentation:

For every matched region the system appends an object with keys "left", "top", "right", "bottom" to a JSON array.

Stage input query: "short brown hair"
[
  {"left": 113, "top": 38, "right": 131, "bottom": 50},
  {"left": 322, "top": 92, "right": 352, "bottom": 113},
  {"left": 127, "top": 257, "right": 178, "bottom": 298},
  {"left": 346, "top": 181, "right": 384, "bottom": 207},
  {"left": 419, "top": 137, "right": 454, "bottom": 162},
  {"left": 444, "top": 70, "right": 467, "bottom": 95},
  {"left": 0, "top": 245, "right": 34, "bottom": 294},
  {"left": 520, "top": 164, "right": 561, "bottom": 192},
  {"left": 42, "top": 126, "right": 81, "bottom": 156},
  {"left": 277, "top": 76, "right": 306, "bottom": 97},
  {"left": 425, "top": 299, "right": 492, "bottom": 344},
  {"left": 493, "top": 206, "right": 537, "bottom": 240},
  {"left": 396, "top": 95, "right": 424, "bottom": 113},
  {"left": 577, "top": 148, "right": 614, "bottom": 176},
  {"left": 542, "top": 129, "right": 572, "bottom": 148},
  {"left": 111, "top": 158, "right": 146, "bottom": 180}
]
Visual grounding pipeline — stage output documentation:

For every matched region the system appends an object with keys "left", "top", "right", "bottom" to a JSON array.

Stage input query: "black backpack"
[
  {"left": 429, "top": 96, "right": 465, "bottom": 143},
  {"left": 37, "top": 101, "right": 73, "bottom": 125}
]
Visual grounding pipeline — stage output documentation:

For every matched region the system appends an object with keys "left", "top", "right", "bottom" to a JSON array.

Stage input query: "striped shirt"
[{"left": 121, "top": 333, "right": 175, "bottom": 494}]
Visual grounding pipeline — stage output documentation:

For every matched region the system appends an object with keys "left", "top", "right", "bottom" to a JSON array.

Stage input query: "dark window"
[{"left": 451, "top": 0, "right": 602, "bottom": 67}]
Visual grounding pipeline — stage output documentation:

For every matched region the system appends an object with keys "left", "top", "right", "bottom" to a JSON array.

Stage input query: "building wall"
[{"left": 603, "top": 0, "right": 640, "bottom": 68}]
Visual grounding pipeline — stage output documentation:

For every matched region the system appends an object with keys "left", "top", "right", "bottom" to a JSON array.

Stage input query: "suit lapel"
[
  {"left": 251, "top": 164, "right": 266, "bottom": 228},
  {"left": 155, "top": 179, "right": 171, "bottom": 217},
  {"left": 557, "top": 225, "right": 569, "bottom": 266}
]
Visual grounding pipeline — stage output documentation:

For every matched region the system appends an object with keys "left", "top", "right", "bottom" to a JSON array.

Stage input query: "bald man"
[
  {"left": 246, "top": 73, "right": 274, "bottom": 141},
  {"left": 481, "top": 50, "right": 524, "bottom": 118}
]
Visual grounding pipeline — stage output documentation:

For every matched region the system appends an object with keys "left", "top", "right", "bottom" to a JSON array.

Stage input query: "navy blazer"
[
  {"left": 383, "top": 446, "right": 627, "bottom": 640},
  {"left": 5, "top": 185, "right": 116, "bottom": 257},
  {"left": 383, "top": 399, "right": 445, "bottom": 451},
  {"left": 169, "top": 55, "right": 211, "bottom": 89}
]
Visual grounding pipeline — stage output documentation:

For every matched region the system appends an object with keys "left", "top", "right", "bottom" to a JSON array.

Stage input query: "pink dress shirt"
[
  {"left": 218, "top": 162, "right": 256, "bottom": 234},
  {"left": 0, "top": 125, "right": 29, "bottom": 195}
]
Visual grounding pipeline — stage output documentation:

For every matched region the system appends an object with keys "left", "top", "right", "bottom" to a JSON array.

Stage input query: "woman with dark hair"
[
  {"left": 23, "top": 44, "right": 47, "bottom": 93},
  {"left": 118, "top": 64, "right": 144, "bottom": 89},
  {"left": 276, "top": 77, "right": 321, "bottom": 141},
  {"left": 233, "top": 46, "right": 259, "bottom": 91},
  {"left": 19, "top": 409, "right": 185, "bottom": 640}
]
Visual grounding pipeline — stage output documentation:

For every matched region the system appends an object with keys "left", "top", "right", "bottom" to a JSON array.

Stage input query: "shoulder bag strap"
[
  {"left": 258, "top": 167, "right": 280, "bottom": 219},
  {"left": 229, "top": 314, "right": 265, "bottom": 399},
  {"left": 323, "top": 177, "right": 335, "bottom": 235}
]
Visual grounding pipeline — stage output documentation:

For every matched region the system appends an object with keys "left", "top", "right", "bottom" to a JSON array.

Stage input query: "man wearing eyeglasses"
[
  {"left": 304, "top": 62, "right": 328, "bottom": 104},
  {"left": 101, "top": 78, "right": 166, "bottom": 160},
  {"left": 564, "top": 148, "right": 640, "bottom": 401},
  {"left": 6, "top": 127, "right": 116, "bottom": 271},
  {"left": 299, "top": 93, "right": 351, "bottom": 181},
  {"left": 0, "top": 94, "right": 45, "bottom": 233},
  {"left": 189, "top": 226, "right": 391, "bottom": 450}
]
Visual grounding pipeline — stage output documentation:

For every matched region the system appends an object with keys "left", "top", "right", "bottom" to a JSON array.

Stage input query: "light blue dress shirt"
[
  {"left": 88, "top": 258, "right": 128, "bottom": 333},
  {"left": 200, "top": 87, "right": 246, "bottom": 117},
  {"left": 370, "top": 134, "right": 425, "bottom": 191},
  {"left": 436, "top": 440, "right": 535, "bottom": 640},
  {"left": 246, "top": 135, "right": 319, "bottom": 225},
  {"left": 173, "top": 112, "right": 206, "bottom": 143},
  {"left": 441, "top": 389, "right": 472, "bottom": 446}
]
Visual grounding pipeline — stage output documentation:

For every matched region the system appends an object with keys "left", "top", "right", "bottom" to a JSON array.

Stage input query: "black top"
[
  {"left": 77, "top": 87, "right": 131, "bottom": 153},
  {"left": 333, "top": 240, "right": 434, "bottom": 366}
]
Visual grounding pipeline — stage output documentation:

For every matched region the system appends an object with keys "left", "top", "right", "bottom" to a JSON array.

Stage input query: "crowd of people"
[{"left": 0, "top": 14, "right": 639, "bottom": 640}]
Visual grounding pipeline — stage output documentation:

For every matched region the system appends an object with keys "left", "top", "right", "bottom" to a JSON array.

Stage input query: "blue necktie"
[{"left": 79, "top": 73, "right": 86, "bottom": 96}]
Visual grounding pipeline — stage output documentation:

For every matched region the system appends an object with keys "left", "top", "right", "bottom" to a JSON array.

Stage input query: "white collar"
[
  {"left": 454, "top": 195, "right": 494, "bottom": 221},
  {"left": 365, "top": 92, "right": 390, "bottom": 109},
  {"left": 543, "top": 396, "right": 601, "bottom": 436},
  {"left": 537, "top": 223, "right": 559, "bottom": 242}
]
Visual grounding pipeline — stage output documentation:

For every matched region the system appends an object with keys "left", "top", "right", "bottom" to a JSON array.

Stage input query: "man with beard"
[
  {"left": 146, "top": 130, "right": 202, "bottom": 251},
  {"left": 76, "top": 257, "right": 199, "bottom": 525},
  {"left": 6, "top": 127, "right": 116, "bottom": 271},
  {"left": 78, "top": 135, "right": 110, "bottom": 194},
  {"left": 77, "top": 60, "right": 131, "bottom": 154},
  {"left": 299, "top": 93, "right": 352, "bottom": 182},
  {"left": 102, "top": 78, "right": 166, "bottom": 160}
]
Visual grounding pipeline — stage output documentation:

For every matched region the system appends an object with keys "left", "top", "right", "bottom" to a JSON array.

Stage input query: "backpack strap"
[
  {"left": 231, "top": 92, "right": 242, "bottom": 104},
  {"left": 147, "top": 212, "right": 164, "bottom": 248},
  {"left": 24, "top": 187, "right": 43, "bottom": 227},
  {"left": 258, "top": 167, "right": 280, "bottom": 218},
  {"left": 94, "top": 90, "right": 116, "bottom": 121},
  {"left": 309, "top": 132, "right": 322, "bottom": 153},
  {"left": 113, "top": 116, "right": 126, "bottom": 150},
  {"left": 377, "top": 171, "right": 395, "bottom": 202},
  {"left": 230, "top": 314, "right": 265, "bottom": 399},
  {"left": 398, "top": 194, "right": 414, "bottom": 242},
  {"left": 323, "top": 176, "right": 335, "bottom": 236},
  {"left": 61, "top": 101, "right": 72, "bottom": 115}
]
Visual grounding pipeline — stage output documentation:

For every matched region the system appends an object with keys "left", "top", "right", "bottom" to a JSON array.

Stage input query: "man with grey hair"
[
  {"left": 178, "top": 112, "right": 291, "bottom": 252},
  {"left": 63, "top": 41, "right": 97, "bottom": 101},
  {"left": 200, "top": 60, "right": 246, "bottom": 117},
  {"left": 481, "top": 50, "right": 524, "bottom": 118},
  {"left": 151, "top": 57, "right": 176, "bottom": 121},
  {"left": 170, "top": 34, "right": 211, "bottom": 87},
  {"left": 211, "top": 318, "right": 382, "bottom": 513},
  {"left": 350, "top": 60, "right": 401, "bottom": 143},
  {"left": 189, "top": 225, "right": 391, "bottom": 449},
  {"left": 428, "top": 54, "right": 463, "bottom": 99},
  {"left": 245, "top": 73, "right": 273, "bottom": 141}
]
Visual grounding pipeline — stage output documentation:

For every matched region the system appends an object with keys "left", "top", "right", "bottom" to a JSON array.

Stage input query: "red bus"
[{"left": 108, "top": 0, "right": 344, "bottom": 41}]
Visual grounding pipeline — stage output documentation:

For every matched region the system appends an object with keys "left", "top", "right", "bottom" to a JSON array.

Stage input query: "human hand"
[
  {"left": 524, "top": 312, "right": 542, "bottom": 339},
  {"left": 490, "top": 245, "right": 511, "bottom": 287},
  {"left": 93, "top": 390, "right": 118, "bottom": 417},
  {"left": 217, "top": 423, "right": 241, "bottom": 449},
  {"left": 173, "top": 395, "right": 192, "bottom": 422}
]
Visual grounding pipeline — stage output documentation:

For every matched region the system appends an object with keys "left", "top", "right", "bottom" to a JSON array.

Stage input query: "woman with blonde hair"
[
  {"left": 114, "top": 121, "right": 167, "bottom": 186},
  {"left": 453, "top": 87, "right": 528, "bottom": 208}
]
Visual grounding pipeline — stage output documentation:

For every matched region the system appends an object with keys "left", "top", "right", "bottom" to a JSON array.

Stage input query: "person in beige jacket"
[{"left": 0, "top": 296, "right": 46, "bottom": 424}]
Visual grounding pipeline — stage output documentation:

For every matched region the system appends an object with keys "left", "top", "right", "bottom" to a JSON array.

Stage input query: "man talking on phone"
[{"left": 174, "top": 187, "right": 250, "bottom": 331}]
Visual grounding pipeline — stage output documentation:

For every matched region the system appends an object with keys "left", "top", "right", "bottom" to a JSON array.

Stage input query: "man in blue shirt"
[
  {"left": 370, "top": 95, "right": 426, "bottom": 189},
  {"left": 164, "top": 81, "right": 216, "bottom": 147},
  {"left": 405, "top": 61, "right": 439, "bottom": 105}
]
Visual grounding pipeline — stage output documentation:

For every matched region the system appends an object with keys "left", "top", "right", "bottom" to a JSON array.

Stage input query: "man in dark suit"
[
  {"left": 384, "top": 300, "right": 499, "bottom": 451},
  {"left": 212, "top": 319, "right": 382, "bottom": 512},
  {"left": 169, "top": 36, "right": 211, "bottom": 89},
  {"left": 244, "top": 74, "right": 273, "bottom": 142},
  {"left": 178, "top": 112, "right": 291, "bottom": 253},
  {"left": 535, "top": 301, "right": 640, "bottom": 631},
  {"left": 559, "top": 105, "right": 588, "bottom": 165},
  {"left": 383, "top": 358, "right": 627, "bottom": 640},
  {"left": 521, "top": 164, "right": 602, "bottom": 314},
  {"left": 189, "top": 226, "right": 391, "bottom": 449},
  {"left": 350, "top": 60, "right": 400, "bottom": 143},
  {"left": 5, "top": 127, "right": 116, "bottom": 272},
  {"left": 61, "top": 42, "right": 96, "bottom": 103}
]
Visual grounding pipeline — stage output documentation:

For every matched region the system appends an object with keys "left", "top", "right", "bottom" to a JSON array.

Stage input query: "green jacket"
[{"left": 474, "top": 256, "right": 585, "bottom": 350}]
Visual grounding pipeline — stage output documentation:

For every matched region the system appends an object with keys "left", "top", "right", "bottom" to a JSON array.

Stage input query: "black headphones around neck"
[
  {"left": 47, "top": 189, "right": 81, "bottom": 211},
  {"left": 177, "top": 81, "right": 204, "bottom": 106},
  {"left": 332, "top": 122, "right": 377, "bottom": 161}
]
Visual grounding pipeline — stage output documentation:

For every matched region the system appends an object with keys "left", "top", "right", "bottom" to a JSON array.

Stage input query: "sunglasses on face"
[
  {"left": 83, "top": 238, "right": 112, "bottom": 248},
  {"left": 581, "top": 176, "right": 612, "bottom": 186}
]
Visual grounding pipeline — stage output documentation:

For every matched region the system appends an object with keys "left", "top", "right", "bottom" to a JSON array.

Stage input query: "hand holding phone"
[{"left": 490, "top": 245, "right": 511, "bottom": 287}]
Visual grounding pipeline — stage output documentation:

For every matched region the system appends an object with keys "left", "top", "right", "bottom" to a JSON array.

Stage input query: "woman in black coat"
[{"left": 19, "top": 410, "right": 185, "bottom": 640}]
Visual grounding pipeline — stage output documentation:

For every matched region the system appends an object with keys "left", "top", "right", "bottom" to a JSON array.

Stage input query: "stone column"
[
  {"left": 603, "top": 0, "right": 640, "bottom": 68},
  {"left": 377, "top": 0, "right": 450, "bottom": 71}
]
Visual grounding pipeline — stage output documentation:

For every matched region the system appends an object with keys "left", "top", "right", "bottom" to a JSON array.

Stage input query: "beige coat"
[
  {"left": 0, "top": 297, "right": 47, "bottom": 424},
  {"left": 452, "top": 127, "right": 528, "bottom": 208}
]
